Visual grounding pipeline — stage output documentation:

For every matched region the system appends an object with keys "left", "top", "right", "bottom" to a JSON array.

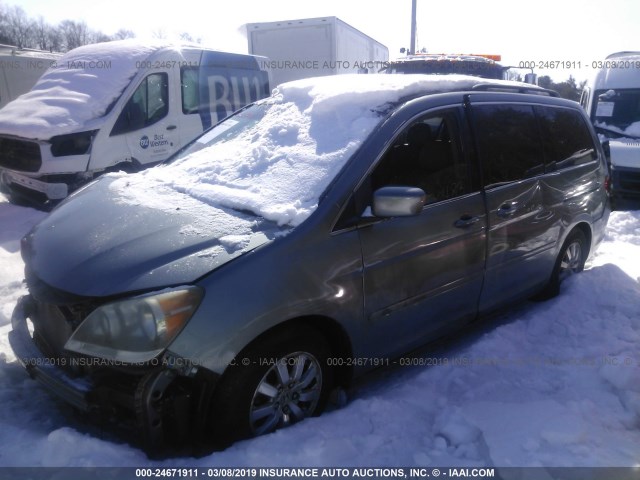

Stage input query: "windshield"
[
  {"left": 108, "top": 81, "right": 388, "bottom": 228},
  {"left": 177, "top": 103, "right": 270, "bottom": 158},
  {"left": 593, "top": 88, "right": 640, "bottom": 137}
]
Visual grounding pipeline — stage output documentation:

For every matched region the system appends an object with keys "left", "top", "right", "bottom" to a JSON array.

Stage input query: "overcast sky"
[{"left": 9, "top": 0, "right": 640, "bottom": 82}]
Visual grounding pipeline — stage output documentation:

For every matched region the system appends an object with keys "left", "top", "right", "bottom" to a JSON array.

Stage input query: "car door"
[
  {"left": 469, "top": 100, "right": 558, "bottom": 313},
  {"left": 110, "top": 71, "right": 181, "bottom": 168},
  {"left": 355, "top": 107, "right": 487, "bottom": 358}
]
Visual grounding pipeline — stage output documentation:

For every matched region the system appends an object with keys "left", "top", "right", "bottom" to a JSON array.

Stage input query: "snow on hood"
[
  {"left": 0, "top": 40, "right": 177, "bottom": 140},
  {"left": 109, "top": 74, "right": 524, "bottom": 230}
]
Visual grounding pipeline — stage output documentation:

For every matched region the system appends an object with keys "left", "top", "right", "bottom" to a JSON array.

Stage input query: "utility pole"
[{"left": 410, "top": 0, "right": 417, "bottom": 55}]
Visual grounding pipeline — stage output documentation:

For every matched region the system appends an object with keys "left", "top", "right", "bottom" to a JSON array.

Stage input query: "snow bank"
[
  {"left": 1, "top": 198, "right": 640, "bottom": 467},
  {"left": 0, "top": 40, "right": 174, "bottom": 140},
  {"left": 109, "top": 74, "right": 519, "bottom": 229}
]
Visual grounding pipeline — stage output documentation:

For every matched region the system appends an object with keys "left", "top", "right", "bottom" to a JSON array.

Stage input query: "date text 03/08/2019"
[
  {"left": 134, "top": 467, "right": 497, "bottom": 478},
  {"left": 518, "top": 60, "right": 640, "bottom": 69}
]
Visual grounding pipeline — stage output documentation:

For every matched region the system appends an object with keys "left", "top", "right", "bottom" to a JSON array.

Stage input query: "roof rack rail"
[{"left": 471, "top": 83, "right": 559, "bottom": 97}]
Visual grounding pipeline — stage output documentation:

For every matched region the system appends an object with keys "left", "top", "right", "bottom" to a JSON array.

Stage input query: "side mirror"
[
  {"left": 372, "top": 186, "right": 426, "bottom": 217},
  {"left": 524, "top": 73, "right": 538, "bottom": 85}
]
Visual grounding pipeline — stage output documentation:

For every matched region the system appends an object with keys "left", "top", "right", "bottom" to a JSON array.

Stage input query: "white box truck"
[
  {"left": 580, "top": 51, "right": 640, "bottom": 203},
  {"left": 0, "top": 44, "right": 61, "bottom": 109},
  {"left": 0, "top": 40, "right": 270, "bottom": 205},
  {"left": 246, "top": 16, "right": 389, "bottom": 86}
]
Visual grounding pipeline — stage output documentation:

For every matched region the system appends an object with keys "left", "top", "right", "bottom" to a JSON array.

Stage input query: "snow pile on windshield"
[
  {"left": 0, "top": 40, "right": 171, "bottom": 140},
  {"left": 110, "top": 74, "right": 515, "bottom": 228}
]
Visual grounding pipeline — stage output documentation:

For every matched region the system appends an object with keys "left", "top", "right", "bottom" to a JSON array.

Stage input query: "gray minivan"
[{"left": 9, "top": 74, "right": 610, "bottom": 454}]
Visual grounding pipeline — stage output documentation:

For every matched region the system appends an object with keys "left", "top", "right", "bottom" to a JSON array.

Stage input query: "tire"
[
  {"left": 537, "top": 229, "right": 587, "bottom": 300},
  {"left": 208, "top": 326, "right": 333, "bottom": 447}
]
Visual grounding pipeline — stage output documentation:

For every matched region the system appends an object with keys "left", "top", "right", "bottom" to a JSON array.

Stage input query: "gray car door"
[
  {"left": 470, "top": 101, "right": 558, "bottom": 313},
  {"left": 355, "top": 107, "right": 487, "bottom": 358}
]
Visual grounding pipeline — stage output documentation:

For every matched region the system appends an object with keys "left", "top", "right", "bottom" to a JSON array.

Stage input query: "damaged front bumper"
[
  {"left": 8, "top": 296, "right": 92, "bottom": 411},
  {"left": 8, "top": 295, "right": 220, "bottom": 454}
]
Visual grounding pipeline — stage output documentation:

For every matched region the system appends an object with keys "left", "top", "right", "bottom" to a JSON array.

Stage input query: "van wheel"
[
  {"left": 537, "top": 229, "right": 587, "bottom": 300},
  {"left": 209, "top": 327, "right": 332, "bottom": 447}
]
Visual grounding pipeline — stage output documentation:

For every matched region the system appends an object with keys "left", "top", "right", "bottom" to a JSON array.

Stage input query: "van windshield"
[
  {"left": 593, "top": 88, "right": 640, "bottom": 138},
  {"left": 109, "top": 85, "right": 386, "bottom": 227},
  {"left": 175, "top": 103, "right": 270, "bottom": 158}
]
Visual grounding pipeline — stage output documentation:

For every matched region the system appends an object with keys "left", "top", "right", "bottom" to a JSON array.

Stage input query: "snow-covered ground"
[{"left": 0, "top": 194, "right": 639, "bottom": 468}]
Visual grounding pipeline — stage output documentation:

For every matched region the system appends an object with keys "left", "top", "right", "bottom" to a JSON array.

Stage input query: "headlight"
[
  {"left": 50, "top": 130, "right": 97, "bottom": 157},
  {"left": 65, "top": 286, "right": 203, "bottom": 364}
]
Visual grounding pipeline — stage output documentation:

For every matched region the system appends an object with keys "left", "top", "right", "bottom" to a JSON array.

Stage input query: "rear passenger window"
[
  {"left": 535, "top": 106, "right": 596, "bottom": 170},
  {"left": 473, "top": 104, "right": 544, "bottom": 187}
]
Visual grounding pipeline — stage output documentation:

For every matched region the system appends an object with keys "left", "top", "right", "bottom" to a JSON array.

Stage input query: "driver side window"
[
  {"left": 111, "top": 73, "right": 169, "bottom": 136},
  {"left": 371, "top": 109, "right": 471, "bottom": 204},
  {"left": 334, "top": 108, "right": 472, "bottom": 231}
]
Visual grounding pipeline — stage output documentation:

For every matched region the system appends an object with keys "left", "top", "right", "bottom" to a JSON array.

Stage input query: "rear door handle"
[
  {"left": 166, "top": 125, "right": 177, "bottom": 131},
  {"left": 454, "top": 214, "right": 481, "bottom": 228},
  {"left": 496, "top": 202, "right": 518, "bottom": 218}
]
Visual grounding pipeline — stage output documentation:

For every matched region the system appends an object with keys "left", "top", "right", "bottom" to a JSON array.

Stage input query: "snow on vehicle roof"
[
  {"left": 108, "top": 74, "right": 532, "bottom": 233},
  {"left": 0, "top": 40, "right": 182, "bottom": 140}
]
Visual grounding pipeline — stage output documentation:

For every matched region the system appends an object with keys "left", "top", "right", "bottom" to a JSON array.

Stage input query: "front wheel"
[{"left": 208, "top": 327, "right": 333, "bottom": 447}]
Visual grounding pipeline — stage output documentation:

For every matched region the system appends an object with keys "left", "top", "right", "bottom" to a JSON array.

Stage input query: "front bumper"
[
  {"left": 8, "top": 295, "right": 220, "bottom": 454},
  {"left": 610, "top": 165, "right": 640, "bottom": 198},
  {"left": 8, "top": 296, "right": 92, "bottom": 411},
  {"left": 0, "top": 169, "right": 69, "bottom": 201}
]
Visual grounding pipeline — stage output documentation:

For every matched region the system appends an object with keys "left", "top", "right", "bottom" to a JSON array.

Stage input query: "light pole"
[{"left": 410, "top": 0, "right": 417, "bottom": 55}]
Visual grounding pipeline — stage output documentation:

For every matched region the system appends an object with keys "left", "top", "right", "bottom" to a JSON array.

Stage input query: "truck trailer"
[
  {"left": 246, "top": 16, "right": 389, "bottom": 86},
  {"left": 0, "top": 44, "right": 61, "bottom": 109}
]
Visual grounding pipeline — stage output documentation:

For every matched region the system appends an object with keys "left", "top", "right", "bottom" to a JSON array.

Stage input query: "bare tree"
[
  {"left": 152, "top": 28, "right": 167, "bottom": 40},
  {"left": 0, "top": 3, "right": 11, "bottom": 44},
  {"left": 4, "top": 5, "right": 32, "bottom": 48},
  {"left": 113, "top": 28, "right": 135, "bottom": 40},
  {"left": 59, "top": 19, "right": 89, "bottom": 50},
  {"left": 47, "top": 26, "right": 63, "bottom": 52},
  {"left": 33, "top": 16, "right": 50, "bottom": 50},
  {"left": 89, "top": 30, "right": 111, "bottom": 44},
  {"left": 179, "top": 32, "right": 201, "bottom": 44}
]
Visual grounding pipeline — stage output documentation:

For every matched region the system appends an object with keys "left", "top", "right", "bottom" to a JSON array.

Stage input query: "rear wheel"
[
  {"left": 537, "top": 229, "right": 587, "bottom": 299},
  {"left": 208, "top": 327, "right": 332, "bottom": 447},
  {"left": 558, "top": 231, "right": 586, "bottom": 282}
]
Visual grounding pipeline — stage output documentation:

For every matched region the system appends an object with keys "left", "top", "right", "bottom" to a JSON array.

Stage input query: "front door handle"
[{"left": 166, "top": 125, "right": 177, "bottom": 131}]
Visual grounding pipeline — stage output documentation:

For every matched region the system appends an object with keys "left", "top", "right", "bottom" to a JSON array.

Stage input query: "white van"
[
  {"left": 580, "top": 51, "right": 640, "bottom": 202},
  {"left": 0, "top": 44, "right": 61, "bottom": 110},
  {"left": 0, "top": 40, "right": 270, "bottom": 204}
]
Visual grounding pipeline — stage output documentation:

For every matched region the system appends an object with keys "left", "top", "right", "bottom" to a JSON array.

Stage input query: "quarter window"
[{"left": 536, "top": 106, "right": 596, "bottom": 170}]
